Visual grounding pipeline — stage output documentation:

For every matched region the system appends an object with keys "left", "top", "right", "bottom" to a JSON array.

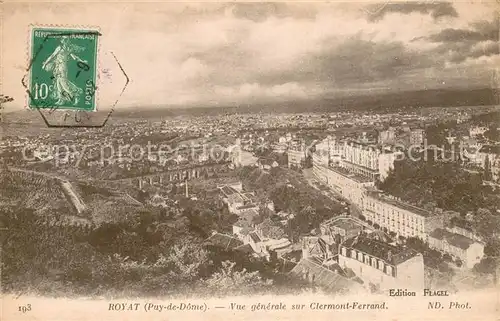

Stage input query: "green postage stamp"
[{"left": 28, "top": 27, "right": 99, "bottom": 111}]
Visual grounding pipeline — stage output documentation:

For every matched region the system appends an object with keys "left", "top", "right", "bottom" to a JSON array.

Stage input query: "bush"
[{"left": 473, "top": 257, "right": 498, "bottom": 275}]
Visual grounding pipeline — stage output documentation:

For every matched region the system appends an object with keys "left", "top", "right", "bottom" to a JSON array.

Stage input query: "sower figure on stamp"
[{"left": 42, "top": 36, "right": 87, "bottom": 106}]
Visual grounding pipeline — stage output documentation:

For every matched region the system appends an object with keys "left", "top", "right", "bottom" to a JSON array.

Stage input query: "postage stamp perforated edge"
[{"left": 25, "top": 24, "right": 102, "bottom": 113}]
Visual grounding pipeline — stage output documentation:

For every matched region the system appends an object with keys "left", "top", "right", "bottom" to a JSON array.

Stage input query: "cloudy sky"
[{"left": 2, "top": 1, "right": 499, "bottom": 110}]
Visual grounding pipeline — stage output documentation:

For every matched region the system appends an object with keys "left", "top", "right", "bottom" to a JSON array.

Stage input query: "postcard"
[{"left": 1, "top": 1, "right": 499, "bottom": 321}]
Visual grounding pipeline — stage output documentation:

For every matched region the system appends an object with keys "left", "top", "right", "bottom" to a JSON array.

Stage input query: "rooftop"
[
  {"left": 234, "top": 243, "right": 254, "bottom": 254},
  {"left": 366, "top": 190, "right": 433, "bottom": 217},
  {"left": 330, "top": 166, "right": 374, "bottom": 183},
  {"left": 236, "top": 203, "right": 259, "bottom": 210},
  {"left": 234, "top": 209, "right": 259, "bottom": 228},
  {"left": 249, "top": 232, "right": 262, "bottom": 243},
  {"left": 206, "top": 233, "right": 243, "bottom": 250},
  {"left": 257, "top": 218, "right": 287, "bottom": 240},
  {"left": 325, "top": 217, "right": 363, "bottom": 232},
  {"left": 289, "top": 258, "right": 362, "bottom": 293},
  {"left": 266, "top": 238, "right": 292, "bottom": 251},
  {"left": 429, "top": 228, "right": 479, "bottom": 250},
  {"left": 226, "top": 193, "right": 245, "bottom": 205},
  {"left": 220, "top": 185, "right": 239, "bottom": 197},
  {"left": 342, "top": 235, "right": 419, "bottom": 266},
  {"left": 259, "top": 158, "right": 277, "bottom": 166},
  {"left": 238, "top": 208, "right": 260, "bottom": 219}
]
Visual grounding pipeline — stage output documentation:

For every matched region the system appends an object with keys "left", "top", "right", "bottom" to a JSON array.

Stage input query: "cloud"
[
  {"left": 425, "top": 27, "right": 498, "bottom": 43},
  {"left": 470, "top": 41, "right": 500, "bottom": 59},
  {"left": 254, "top": 37, "right": 434, "bottom": 89},
  {"left": 213, "top": 82, "right": 312, "bottom": 103},
  {"left": 416, "top": 18, "right": 499, "bottom": 64},
  {"left": 366, "top": 2, "right": 458, "bottom": 22},
  {"left": 179, "top": 58, "right": 212, "bottom": 81},
  {"left": 432, "top": 40, "right": 500, "bottom": 64},
  {"left": 2, "top": 2, "right": 497, "bottom": 110},
  {"left": 318, "top": 38, "right": 433, "bottom": 85},
  {"left": 228, "top": 3, "right": 292, "bottom": 22},
  {"left": 416, "top": 17, "right": 498, "bottom": 43}
]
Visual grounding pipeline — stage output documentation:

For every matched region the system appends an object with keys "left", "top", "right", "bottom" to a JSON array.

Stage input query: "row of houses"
[
  {"left": 213, "top": 181, "right": 293, "bottom": 260},
  {"left": 311, "top": 140, "right": 485, "bottom": 270},
  {"left": 299, "top": 215, "right": 425, "bottom": 292}
]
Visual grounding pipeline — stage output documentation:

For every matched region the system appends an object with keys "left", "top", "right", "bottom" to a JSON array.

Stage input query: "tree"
[
  {"left": 484, "top": 127, "right": 500, "bottom": 142},
  {"left": 484, "top": 239, "right": 500, "bottom": 258},
  {"left": 475, "top": 208, "right": 500, "bottom": 239},
  {"left": 474, "top": 257, "right": 498, "bottom": 275},
  {"left": 163, "top": 240, "right": 210, "bottom": 282},
  {"left": 359, "top": 215, "right": 366, "bottom": 221},
  {"left": 455, "top": 258, "right": 463, "bottom": 267},
  {"left": 378, "top": 158, "right": 498, "bottom": 214},
  {"left": 202, "top": 261, "right": 272, "bottom": 296},
  {"left": 373, "top": 223, "right": 380, "bottom": 230}
]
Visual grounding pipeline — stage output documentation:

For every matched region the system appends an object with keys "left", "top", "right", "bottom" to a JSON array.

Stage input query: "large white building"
[
  {"left": 339, "top": 235, "right": 425, "bottom": 291},
  {"left": 477, "top": 145, "right": 500, "bottom": 182},
  {"left": 363, "top": 190, "right": 443, "bottom": 241},
  {"left": 428, "top": 228, "right": 484, "bottom": 269},
  {"left": 312, "top": 162, "right": 374, "bottom": 209},
  {"left": 342, "top": 141, "right": 380, "bottom": 180},
  {"left": 287, "top": 141, "right": 307, "bottom": 169},
  {"left": 378, "top": 127, "right": 396, "bottom": 145},
  {"left": 313, "top": 137, "right": 399, "bottom": 183},
  {"left": 409, "top": 129, "right": 425, "bottom": 146}
]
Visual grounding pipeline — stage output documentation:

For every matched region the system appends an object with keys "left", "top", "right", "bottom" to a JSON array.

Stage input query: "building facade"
[
  {"left": 428, "top": 228, "right": 484, "bottom": 269},
  {"left": 338, "top": 236, "right": 425, "bottom": 291},
  {"left": 320, "top": 216, "right": 365, "bottom": 243},
  {"left": 341, "top": 141, "right": 380, "bottom": 180},
  {"left": 312, "top": 164, "right": 374, "bottom": 209},
  {"left": 378, "top": 128, "right": 396, "bottom": 145},
  {"left": 363, "top": 190, "right": 443, "bottom": 240},
  {"left": 288, "top": 148, "right": 306, "bottom": 169},
  {"left": 409, "top": 129, "right": 425, "bottom": 146}
]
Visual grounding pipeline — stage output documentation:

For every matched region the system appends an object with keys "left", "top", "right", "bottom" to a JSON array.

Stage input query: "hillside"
[{"left": 4, "top": 88, "right": 499, "bottom": 124}]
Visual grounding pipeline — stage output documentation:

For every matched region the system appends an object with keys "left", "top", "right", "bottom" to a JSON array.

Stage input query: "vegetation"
[
  {"left": 239, "top": 166, "right": 344, "bottom": 241},
  {"left": 379, "top": 159, "right": 499, "bottom": 215},
  {"left": 1, "top": 204, "right": 302, "bottom": 297}
]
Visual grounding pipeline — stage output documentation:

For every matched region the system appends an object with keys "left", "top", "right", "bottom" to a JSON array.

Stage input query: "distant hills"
[
  {"left": 114, "top": 87, "right": 500, "bottom": 118},
  {"left": 4, "top": 87, "right": 499, "bottom": 123}
]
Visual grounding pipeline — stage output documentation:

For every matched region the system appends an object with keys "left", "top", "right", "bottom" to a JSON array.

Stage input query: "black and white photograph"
[{"left": 1, "top": 1, "right": 499, "bottom": 320}]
